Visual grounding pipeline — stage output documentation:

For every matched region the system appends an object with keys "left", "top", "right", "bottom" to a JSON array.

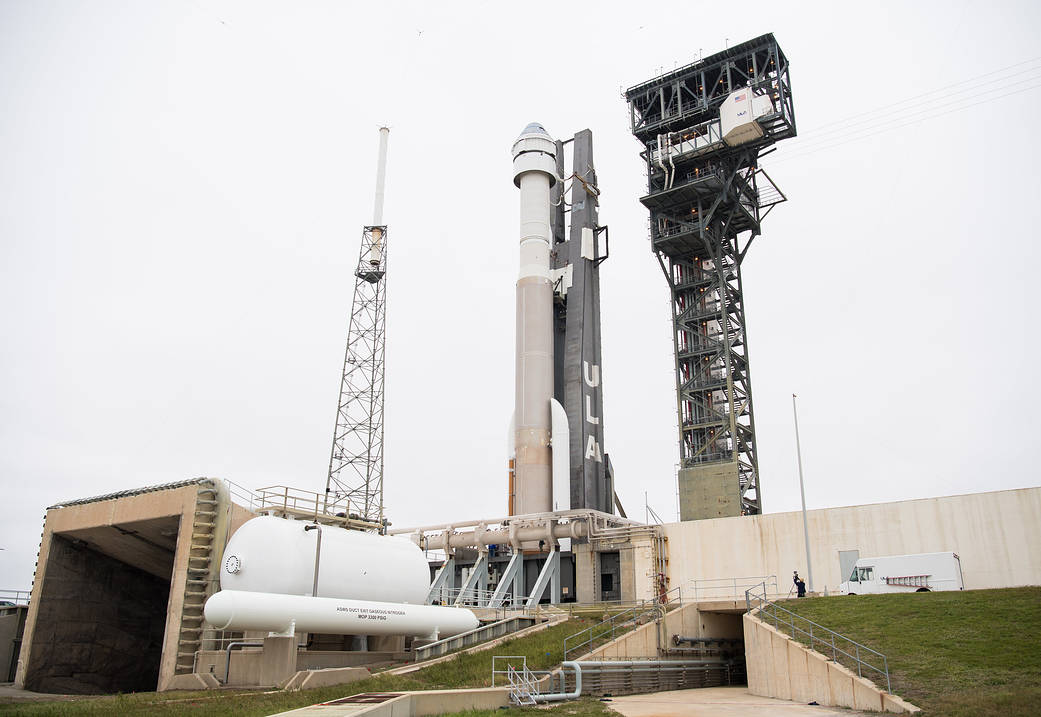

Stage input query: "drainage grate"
[{"left": 322, "top": 693, "right": 404, "bottom": 705}]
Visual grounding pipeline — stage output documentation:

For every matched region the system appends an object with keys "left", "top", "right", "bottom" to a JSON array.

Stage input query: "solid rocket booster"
[{"left": 512, "top": 123, "right": 558, "bottom": 516}]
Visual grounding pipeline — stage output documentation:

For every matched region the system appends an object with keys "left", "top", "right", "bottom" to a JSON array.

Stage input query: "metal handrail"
[
  {"left": 493, "top": 656, "right": 538, "bottom": 705},
  {"left": 0, "top": 589, "right": 31, "bottom": 606},
  {"left": 686, "top": 575, "right": 778, "bottom": 601},
  {"left": 563, "top": 591, "right": 676, "bottom": 661},
  {"left": 744, "top": 582, "right": 891, "bottom": 693}
]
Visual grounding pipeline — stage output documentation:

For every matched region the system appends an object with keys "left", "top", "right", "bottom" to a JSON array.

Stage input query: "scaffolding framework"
[
  {"left": 625, "top": 34, "right": 796, "bottom": 517},
  {"left": 325, "top": 225, "right": 387, "bottom": 525}
]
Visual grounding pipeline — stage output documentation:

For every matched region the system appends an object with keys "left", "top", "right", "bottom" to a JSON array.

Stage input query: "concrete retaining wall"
[
  {"left": 278, "top": 687, "right": 510, "bottom": 717},
  {"left": 579, "top": 600, "right": 743, "bottom": 660},
  {"left": 666, "top": 487, "right": 1041, "bottom": 594},
  {"left": 743, "top": 613, "right": 919, "bottom": 714}
]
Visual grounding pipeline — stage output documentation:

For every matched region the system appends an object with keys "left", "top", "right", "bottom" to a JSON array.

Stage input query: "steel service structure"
[{"left": 625, "top": 34, "right": 796, "bottom": 520}]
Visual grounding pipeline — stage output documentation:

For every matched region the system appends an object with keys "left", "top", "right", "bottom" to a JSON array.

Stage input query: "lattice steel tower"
[
  {"left": 326, "top": 127, "right": 390, "bottom": 525},
  {"left": 625, "top": 35, "right": 796, "bottom": 519}
]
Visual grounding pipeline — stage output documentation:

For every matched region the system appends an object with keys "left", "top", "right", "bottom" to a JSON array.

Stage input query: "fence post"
[{"left": 856, "top": 644, "right": 862, "bottom": 677}]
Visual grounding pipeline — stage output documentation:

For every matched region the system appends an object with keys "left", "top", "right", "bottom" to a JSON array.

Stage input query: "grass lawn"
[
  {"left": 0, "top": 618, "right": 593, "bottom": 717},
  {"left": 776, "top": 586, "right": 1041, "bottom": 717}
]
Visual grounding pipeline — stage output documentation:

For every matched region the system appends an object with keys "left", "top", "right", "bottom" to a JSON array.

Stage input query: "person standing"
[{"left": 793, "top": 570, "right": 807, "bottom": 598}]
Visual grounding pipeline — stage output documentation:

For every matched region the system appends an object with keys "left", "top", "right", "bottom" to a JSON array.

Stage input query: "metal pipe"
[
  {"left": 223, "top": 641, "right": 262, "bottom": 685},
  {"left": 304, "top": 523, "right": 323, "bottom": 597},
  {"left": 388, "top": 507, "right": 641, "bottom": 535},
  {"left": 533, "top": 661, "right": 582, "bottom": 702},
  {"left": 792, "top": 393, "right": 814, "bottom": 593},
  {"left": 372, "top": 127, "right": 390, "bottom": 226},
  {"left": 420, "top": 520, "right": 588, "bottom": 550}
]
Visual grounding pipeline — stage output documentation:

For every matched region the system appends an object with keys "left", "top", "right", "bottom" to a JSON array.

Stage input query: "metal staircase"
[{"left": 174, "top": 481, "right": 222, "bottom": 674}]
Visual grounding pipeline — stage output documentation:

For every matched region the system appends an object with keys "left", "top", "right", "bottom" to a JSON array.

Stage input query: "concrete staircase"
[{"left": 174, "top": 481, "right": 221, "bottom": 675}]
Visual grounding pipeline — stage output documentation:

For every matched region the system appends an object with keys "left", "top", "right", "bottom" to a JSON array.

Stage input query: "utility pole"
[{"left": 792, "top": 393, "right": 814, "bottom": 593}]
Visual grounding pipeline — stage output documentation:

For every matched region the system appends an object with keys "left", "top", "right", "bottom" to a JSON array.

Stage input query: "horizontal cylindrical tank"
[
  {"left": 220, "top": 516, "right": 429, "bottom": 604},
  {"left": 204, "top": 590, "right": 478, "bottom": 639}
]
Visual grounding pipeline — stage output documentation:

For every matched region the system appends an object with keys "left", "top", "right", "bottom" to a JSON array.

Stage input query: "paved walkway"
[
  {"left": 0, "top": 683, "right": 82, "bottom": 703},
  {"left": 606, "top": 687, "right": 870, "bottom": 717}
]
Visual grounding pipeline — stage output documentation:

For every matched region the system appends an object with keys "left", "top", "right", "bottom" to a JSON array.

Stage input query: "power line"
[
  {"left": 797, "top": 56, "right": 1041, "bottom": 137},
  {"left": 773, "top": 81, "right": 1041, "bottom": 164},
  {"left": 794, "top": 64, "right": 1041, "bottom": 146}
]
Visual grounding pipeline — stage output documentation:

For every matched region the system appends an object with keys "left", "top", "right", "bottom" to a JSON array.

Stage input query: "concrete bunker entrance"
[{"left": 24, "top": 516, "right": 179, "bottom": 694}]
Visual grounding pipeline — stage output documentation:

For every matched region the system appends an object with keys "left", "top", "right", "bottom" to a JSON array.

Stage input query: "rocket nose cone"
[{"left": 518, "top": 122, "right": 550, "bottom": 139}]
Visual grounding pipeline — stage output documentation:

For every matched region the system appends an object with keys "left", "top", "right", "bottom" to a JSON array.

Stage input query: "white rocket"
[{"left": 510, "top": 123, "right": 569, "bottom": 516}]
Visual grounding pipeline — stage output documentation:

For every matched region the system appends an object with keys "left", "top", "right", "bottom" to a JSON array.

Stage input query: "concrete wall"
[
  {"left": 678, "top": 461, "right": 741, "bottom": 520},
  {"left": 581, "top": 600, "right": 744, "bottom": 660},
  {"left": 666, "top": 487, "right": 1041, "bottom": 593},
  {"left": 20, "top": 536, "right": 170, "bottom": 694},
  {"left": 0, "top": 605, "right": 28, "bottom": 682},
  {"left": 15, "top": 480, "right": 256, "bottom": 694},
  {"left": 743, "top": 613, "right": 919, "bottom": 714}
]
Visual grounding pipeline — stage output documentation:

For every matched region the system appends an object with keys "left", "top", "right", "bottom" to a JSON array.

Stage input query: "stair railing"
[{"left": 744, "top": 582, "right": 891, "bottom": 693}]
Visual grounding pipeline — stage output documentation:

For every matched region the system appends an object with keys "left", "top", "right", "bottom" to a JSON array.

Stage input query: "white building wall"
[{"left": 664, "top": 487, "right": 1041, "bottom": 594}]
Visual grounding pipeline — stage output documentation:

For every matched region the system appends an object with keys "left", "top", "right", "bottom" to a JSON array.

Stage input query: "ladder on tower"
[{"left": 174, "top": 481, "right": 222, "bottom": 675}]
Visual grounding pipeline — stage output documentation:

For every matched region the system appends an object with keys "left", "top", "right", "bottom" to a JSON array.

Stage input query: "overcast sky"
[{"left": 2, "top": 0, "right": 1039, "bottom": 591}]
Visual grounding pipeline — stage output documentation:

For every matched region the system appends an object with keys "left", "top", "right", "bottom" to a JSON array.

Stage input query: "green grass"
[
  {"left": 0, "top": 618, "right": 593, "bottom": 717},
  {"left": 775, "top": 586, "right": 1041, "bottom": 717}
]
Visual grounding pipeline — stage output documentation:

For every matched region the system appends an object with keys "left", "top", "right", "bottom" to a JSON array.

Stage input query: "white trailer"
[{"left": 839, "top": 552, "right": 964, "bottom": 595}]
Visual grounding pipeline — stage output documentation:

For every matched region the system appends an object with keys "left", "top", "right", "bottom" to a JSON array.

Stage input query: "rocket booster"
[{"left": 512, "top": 123, "right": 558, "bottom": 516}]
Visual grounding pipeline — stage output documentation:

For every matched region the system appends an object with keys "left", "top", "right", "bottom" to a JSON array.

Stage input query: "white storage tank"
[
  {"left": 219, "top": 516, "right": 429, "bottom": 604},
  {"left": 204, "top": 590, "right": 478, "bottom": 639}
]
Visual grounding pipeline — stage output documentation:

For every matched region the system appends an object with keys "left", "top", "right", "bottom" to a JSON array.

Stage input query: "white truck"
[{"left": 839, "top": 552, "right": 964, "bottom": 595}]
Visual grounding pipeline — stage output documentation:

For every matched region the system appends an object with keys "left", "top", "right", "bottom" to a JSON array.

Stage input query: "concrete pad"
[
  {"left": 165, "top": 673, "right": 221, "bottom": 690},
  {"left": 607, "top": 686, "right": 873, "bottom": 716},
  {"left": 283, "top": 667, "right": 370, "bottom": 691},
  {"left": 0, "top": 683, "right": 82, "bottom": 703},
  {"left": 272, "top": 686, "right": 510, "bottom": 717}
]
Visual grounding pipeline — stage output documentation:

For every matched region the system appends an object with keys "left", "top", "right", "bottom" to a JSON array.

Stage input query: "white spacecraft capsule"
[{"left": 204, "top": 590, "right": 479, "bottom": 640}]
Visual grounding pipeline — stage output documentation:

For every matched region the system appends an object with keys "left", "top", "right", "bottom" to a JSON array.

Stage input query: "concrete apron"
[
  {"left": 272, "top": 687, "right": 510, "bottom": 717},
  {"left": 607, "top": 686, "right": 875, "bottom": 716}
]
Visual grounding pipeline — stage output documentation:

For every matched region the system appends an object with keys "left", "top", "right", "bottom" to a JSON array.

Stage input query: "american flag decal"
[{"left": 735, "top": 93, "right": 747, "bottom": 102}]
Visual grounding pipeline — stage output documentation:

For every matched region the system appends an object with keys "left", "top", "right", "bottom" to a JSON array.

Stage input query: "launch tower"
[
  {"left": 625, "top": 34, "right": 796, "bottom": 519},
  {"left": 326, "top": 128, "right": 391, "bottom": 525}
]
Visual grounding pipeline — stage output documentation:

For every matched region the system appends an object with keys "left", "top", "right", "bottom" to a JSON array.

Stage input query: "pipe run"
[
  {"left": 535, "top": 660, "right": 729, "bottom": 703},
  {"left": 533, "top": 661, "right": 582, "bottom": 703},
  {"left": 421, "top": 518, "right": 588, "bottom": 551},
  {"left": 223, "top": 641, "right": 262, "bottom": 685}
]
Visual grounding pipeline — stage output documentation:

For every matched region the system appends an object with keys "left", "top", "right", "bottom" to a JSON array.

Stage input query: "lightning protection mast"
[{"left": 325, "top": 127, "right": 390, "bottom": 528}]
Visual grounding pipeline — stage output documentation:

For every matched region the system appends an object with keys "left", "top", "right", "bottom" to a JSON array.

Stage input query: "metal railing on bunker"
[
  {"left": 563, "top": 587, "right": 684, "bottom": 661},
  {"left": 744, "top": 582, "right": 891, "bottom": 693}
]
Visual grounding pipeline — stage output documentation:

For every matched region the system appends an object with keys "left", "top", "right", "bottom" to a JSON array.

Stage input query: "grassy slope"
[
  {"left": 0, "top": 619, "right": 593, "bottom": 717},
  {"left": 776, "top": 586, "right": 1041, "bottom": 717}
]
